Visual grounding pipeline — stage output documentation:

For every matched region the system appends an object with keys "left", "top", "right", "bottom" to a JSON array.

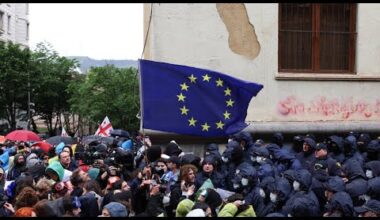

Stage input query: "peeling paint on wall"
[
  {"left": 278, "top": 96, "right": 380, "bottom": 120},
  {"left": 216, "top": 3, "right": 261, "bottom": 60}
]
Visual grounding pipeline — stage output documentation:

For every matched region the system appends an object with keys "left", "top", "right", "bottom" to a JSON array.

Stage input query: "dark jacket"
[
  {"left": 343, "top": 159, "right": 368, "bottom": 198},
  {"left": 6, "top": 154, "right": 26, "bottom": 181},
  {"left": 203, "top": 143, "right": 222, "bottom": 170},
  {"left": 263, "top": 177, "right": 291, "bottom": 216},
  {"left": 288, "top": 195, "right": 319, "bottom": 217},
  {"left": 79, "top": 192, "right": 100, "bottom": 217},
  {"left": 284, "top": 169, "right": 320, "bottom": 216},
  {"left": 325, "top": 191, "right": 354, "bottom": 217},
  {"left": 365, "top": 161, "right": 380, "bottom": 178},
  {"left": 195, "top": 169, "right": 225, "bottom": 190},
  {"left": 232, "top": 162, "right": 258, "bottom": 194},
  {"left": 367, "top": 177, "right": 380, "bottom": 200},
  {"left": 267, "top": 144, "right": 302, "bottom": 176},
  {"left": 232, "top": 131, "right": 254, "bottom": 163},
  {"left": 311, "top": 169, "right": 330, "bottom": 210},
  {"left": 343, "top": 135, "right": 364, "bottom": 166},
  {"left": 366, "top": 140, "right": 380, "bottom": 161},
  {"left": 327, "top": 135, "right": 345, "bottom": 163}
]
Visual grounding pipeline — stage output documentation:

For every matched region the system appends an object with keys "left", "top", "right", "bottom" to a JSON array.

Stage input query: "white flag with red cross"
[
  {"left": 61, "top": 127, "right": 69, "bottom": 137},
  {"left": 95, "top": 116, "right": 113, "bottom": 137}
]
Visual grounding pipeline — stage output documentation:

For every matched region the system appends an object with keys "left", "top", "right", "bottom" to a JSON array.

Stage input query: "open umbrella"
[
  {"left": 110, "top": 129, "right": 130, "bottom": 138},
  {"left": 82, "top": 135, "right": 115, "bottom": 145},
  {"left": 5, "top": 130, "right": 41, "bottom": 142},
  {"left": 31, "top": 141, "right": 52, "bottom": 153},
  {"left": 46, "top": 136, "right": 74, "bottom": 146}
]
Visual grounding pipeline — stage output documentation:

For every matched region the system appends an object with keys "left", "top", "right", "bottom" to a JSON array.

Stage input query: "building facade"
[
  {"left": 143, "top": 3, "right": 380, "bottom": 137},
  {"left": 0, "top": 3, "right": 29, "bottom": 47}
]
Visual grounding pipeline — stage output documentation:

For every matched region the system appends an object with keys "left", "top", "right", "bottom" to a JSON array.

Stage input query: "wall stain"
[{"left": 216, "top": 3, "right": 261, "bottom": 59}]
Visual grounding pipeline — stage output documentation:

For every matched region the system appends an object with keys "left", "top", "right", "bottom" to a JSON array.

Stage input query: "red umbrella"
[
  {"left": 5, "top": 130, "right": 41, "bottom": 142},
  {"left": 31, "top": 141, "right": 52, "bottom": 153}
]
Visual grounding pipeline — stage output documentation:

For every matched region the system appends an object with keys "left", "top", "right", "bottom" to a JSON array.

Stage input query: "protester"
[{"left": 0, "top": 130, "right": 379, "bottom": 217}]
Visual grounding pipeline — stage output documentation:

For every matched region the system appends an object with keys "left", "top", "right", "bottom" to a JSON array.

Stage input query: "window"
[
  {"left": 26, "top": 4, "right": 29, "bottom": 14},
  {"left": 7, "top": 15, "right": 10, "bottom": 34},
  {"left": 278, "top": 4, "right": 357, "bottom": 73}
]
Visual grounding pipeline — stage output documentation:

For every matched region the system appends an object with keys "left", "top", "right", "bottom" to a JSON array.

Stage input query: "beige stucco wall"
[{"left": 144, "top": 3, "right": 380, "bottom": 133}]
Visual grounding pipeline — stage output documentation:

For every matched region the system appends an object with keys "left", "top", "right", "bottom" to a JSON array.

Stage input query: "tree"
[
  {"left": 68, "top": 65, "right": 140, "bottom": 133},
  {"left": 0, "top": 41, "right": 31, "bottom": 130},
  {"left": 32, "top": 42, "right": 79, "bottom": 136}
]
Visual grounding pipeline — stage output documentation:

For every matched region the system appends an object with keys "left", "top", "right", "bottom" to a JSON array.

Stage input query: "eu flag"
[{"left": 139, "top": 59, "right": 263, "bottom": 137}]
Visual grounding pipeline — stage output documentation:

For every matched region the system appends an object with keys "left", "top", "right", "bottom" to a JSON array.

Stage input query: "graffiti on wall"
[{"left": 278, "top": 96, "right": 380, "bottom": 119}]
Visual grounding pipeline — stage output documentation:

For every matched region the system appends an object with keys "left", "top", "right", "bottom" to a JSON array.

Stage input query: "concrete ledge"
[
  {"left": 141, "top": 121, "right": 380, "bottom": 144},
  {"left": 243, "top": 121, "right": 380, "bottom": 134}
]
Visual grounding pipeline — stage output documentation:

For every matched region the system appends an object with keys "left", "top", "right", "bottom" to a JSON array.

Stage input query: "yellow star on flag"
[
  {"left": 188, "top": 117, "right": 197, "bottom": 126},
  {"left": 223, "top": 111, "right": 231, "bottom": 119},
  {"left": 177, "top": 93, "right": 186, "bottom": 102},
  {"left": 216, "top": 121, "right": 225, "bottom": 129},
  {"left": 224, "top": 87, "right": 231, "bottom": 96},
  {"left": 180, "top": 106, "right": 189, "bottom": 115},
  {"left": 201, "top": 122, "right": 210, "bottom": 131},
  {"left": 180, "top": 82, "right": 189, "bottom": 91},
  {"left": 188, "top": 74, "right": 197, "bottom": 83},
  {"left": 216, "top": 78, "right": 223, "bottom": 87},
  {"left": 226, "top": 99, "right": 234, "bottom": 107},
  {"left": 202, "top": 74, "right": 211, "bottom": 82}
]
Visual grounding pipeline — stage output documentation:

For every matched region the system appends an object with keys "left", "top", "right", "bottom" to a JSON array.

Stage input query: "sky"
[{"left": 29, "top": 3, "right": 144, "bottom": 60}]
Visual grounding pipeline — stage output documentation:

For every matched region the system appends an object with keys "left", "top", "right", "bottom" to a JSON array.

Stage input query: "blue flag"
[{"left": 139, "top": 59, "right": 263, "bottom": 137}]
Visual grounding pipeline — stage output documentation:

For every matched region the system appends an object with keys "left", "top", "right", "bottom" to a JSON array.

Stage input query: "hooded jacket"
[
  {"left": 367, "top": 177, "right": 380, "bottom": 200},
  {"left": 296, "top": 138, "right": 316, "bottom": 173},
  {"left": 232, "top": 162, "right": 257, "bottom": 194},
  {"left": 365, "top": 161, "right": 380, "bottom": 178},
  {"left": 104, "top": 202, "right": 128, "bottom": 217},
  {"left": 288, "top": 195, "right": 319, "bottom": 217},
  {"left": 232, "top": 131, "right": 254, "bottom": 163},
  {"left": 267, "top": 144, "right": 302, "bottom": 175},
  {"left": 327, "top": 135, "right": 345, "bottom": 163},
  {"left": 204, "top": 143, "right": 222, "bottom": 169},
  {"left": 195, "top": 156, "right": 225, "bottom": 190},
  {"left": 325, "top": 191, "right": 354, "bottom": 217},
  {"left": 343, "top": 135, "right": 364, "bottom": 166},
  {"left": 343, "top": 159, "right": 368, "bottom": 199},
  {"left": 217, "top": 203, "right": 256, "bottom": 217},
  {"left": 46, "top": 161, "right": 65, "bottom": 182},
  {"left": 6, "top": 154, "right": 26, "bottom": 181},
  {"left": 175, "top": 199, "right": 194, "bottom": 217},
  {"left": 284, "top": 169, "right": 320, "bottom": 216}
]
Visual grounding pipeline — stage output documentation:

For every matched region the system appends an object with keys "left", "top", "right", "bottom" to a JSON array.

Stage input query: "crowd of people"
[{"left": 0, "top": 130, "right": 380, "bottom": 217}]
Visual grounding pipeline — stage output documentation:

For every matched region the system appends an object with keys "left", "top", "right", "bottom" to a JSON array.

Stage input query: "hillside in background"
[{"left": 67, "top": 56, "right": 138, "bottom": 73}]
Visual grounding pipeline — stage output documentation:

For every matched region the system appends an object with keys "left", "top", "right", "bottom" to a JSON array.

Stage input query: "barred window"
[{"left": 278, "top": 4, "right": 357, "bottom": 73}]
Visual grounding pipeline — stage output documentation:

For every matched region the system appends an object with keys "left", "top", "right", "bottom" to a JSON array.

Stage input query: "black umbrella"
[
  {"left": 46, "top": 136, "right": 75, "bottom": 145},
  {"left": 110, "top": 129, "right": 130, "bottom": 138},
  {"left": 81, "top": 135, "right": 115, "bottom": 145}
]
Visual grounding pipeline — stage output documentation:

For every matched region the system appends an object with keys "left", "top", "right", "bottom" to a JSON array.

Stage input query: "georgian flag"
[
  {"left": 95, "top": 116, "right": 114, "bottom": 137},
  {"left": 61, "top": 127, "right": 69, "bottom": 137}
]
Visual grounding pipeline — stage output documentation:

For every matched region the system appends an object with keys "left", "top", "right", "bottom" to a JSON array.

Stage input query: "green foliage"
[
  {"left": 0, "top": 40, "right": 140, "bottom": 134},
  {"left": 31, "top": 42, "right": 79, "bottom": 135},
  {"left": 0, "top": 41, "right": 31, "bottom": 129},
  {"left": 68, "top": 65, "right": 140, "bottom": 131}
]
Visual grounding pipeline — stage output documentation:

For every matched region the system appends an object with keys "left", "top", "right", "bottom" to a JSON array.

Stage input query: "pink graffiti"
[{"left": 278, "top": 96, "right": 380, "bottom": 119}]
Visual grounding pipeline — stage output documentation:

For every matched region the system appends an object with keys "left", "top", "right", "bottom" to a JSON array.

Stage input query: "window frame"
[{"left": 278, "top": 3, "right": 357, "bottom": 74}]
